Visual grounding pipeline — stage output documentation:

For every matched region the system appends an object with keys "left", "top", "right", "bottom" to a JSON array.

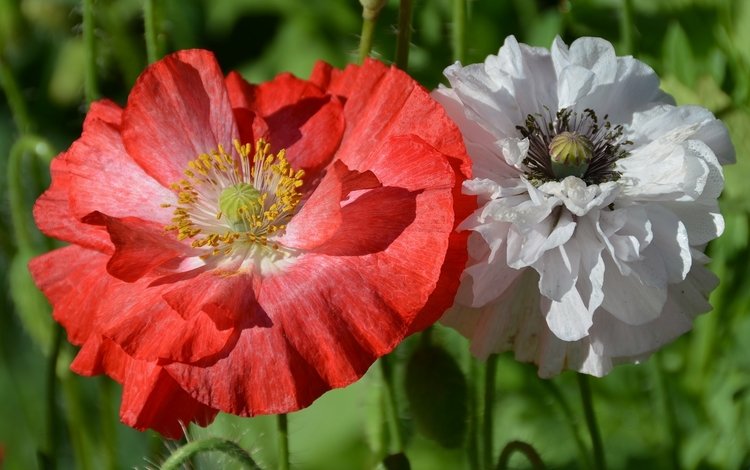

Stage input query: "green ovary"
[
  {"left": 549, "top": 131, "right": 593, "bottom": 179},
  {"left": 219, "top": 183, "right": 262, "bottom": 231}
]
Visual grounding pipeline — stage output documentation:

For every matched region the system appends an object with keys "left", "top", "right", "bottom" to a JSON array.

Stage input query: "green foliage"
[
  {"left": 404, "top": 341, "right": 468, "bottom": 449},
  {"left": 1, "top": 0, "right": 750, "bottom": 468}
]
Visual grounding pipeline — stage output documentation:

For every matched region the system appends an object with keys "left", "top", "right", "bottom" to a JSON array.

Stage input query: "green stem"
[
  {"left": 540, "top": 380, "right": 590, "bottom": 468},
  {"left": 652, "top": 355, "right": 682, "bottom": 470},
  {"left": 452, "top": 0, "right": 466, "bottom": 63},
  {"left": 496, "top": 440, "right": 546, "bottom": 470},
  {"left": 482, "top": 354, "right": 498, "bottom": 470},
  {"left": 44, "top": 325, "right": 64, "bottom": 470},
  {"left": 380, "top": 354, "right": 404, "bottom": 453},
  {"left": 82, "top": 0, "right": 99, "bottom": 105},
  {"left": 466, "top": 354, "right": 481, "bottom": 470},
  {"left": 144, "top": 0, "right": 161, "bottom": 64},
  {"left": 61, "top": 367, "right": 94, "bottom": 470},
  {"left": 277, "top": 413, "right": 290, "bottom": 470},
  {"left": 358, "top": 17, "right": 377, "bottom": 64},
  {"left": 394, "top": 0, "right": 414, "bottom": 70},
  {"left": 161, "top": 437, "right": 261, "bottom": 470},
  {"left": 577, "top": 374, "right": 606, "bottom": 470},
  {"left": 510, "top": 0, "right": 538, "bottom": 37},
  {"left": 99, "top": 378, "right": 118, "bottom": 470},
  {"left": 619, "top": 0, "right": 635, "bottom": 55},
  {"left": 0, "top": 56, "right": 33, "bottom": 132},
  {"left": 7, "top": 135, "right": 55, "bottom": 253}
]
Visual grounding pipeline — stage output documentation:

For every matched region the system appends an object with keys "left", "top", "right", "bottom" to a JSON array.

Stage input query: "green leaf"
[
  {"left": 663, "top": 21, "right": 697, "bottom": 86},
  {"left": 9, "top": 248, "right": 53, "bottom": 355},
  {"left": 404, "top": 343, "right": 468, "bottom": 448}
]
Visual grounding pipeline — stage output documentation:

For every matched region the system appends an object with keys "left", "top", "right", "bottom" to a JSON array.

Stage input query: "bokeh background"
[{"left": 1, "top": 0, "right": 749, "bottom": 468}]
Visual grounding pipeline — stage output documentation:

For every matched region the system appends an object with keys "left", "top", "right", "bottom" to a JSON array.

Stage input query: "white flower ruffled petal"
[
  {"left": 436, "top": 35, "right": 733, "bottom": 377},
  {"left": 539, "top": 177, "right": 619, "bottom": 216}
]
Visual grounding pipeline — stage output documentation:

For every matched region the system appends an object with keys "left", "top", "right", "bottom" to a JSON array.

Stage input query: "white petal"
[
  {"left": 557, "top": 64, "right": 596, "bottom": 108},
  {"left": 589, "top": 263, "right": 714, "bottom": 358},
  {"left": 543, "top": 287, "right": 593, "bottom": 341},
  {"left": 537, "top": 244, "right": 580, "bottom": 301},
  {"left": 630, "top": 104, "right": 735, "bottom": 164},
  {"left": 620, "top": 141, "right": 710, "bottom": 202},
  {"left": 662, "top": 201, "right": 723, "bottom": 245},
  {"left": 442, "top": 269, "right": 538, "bottom": 359},
  {"left": 539, "top": 177, "right": 619, "bottom": 216},
  {"left": 600, "top": 257, "right": 667, "bottom": 325},
  {"left": 501, "top": 137, "right": 529, "bottom": 168},
  {"left": 507, "top": 207, "right": 574, "bottom": 268},
  {"left": 433, "top": 86, "right": 523, "bottom": 181},
  {"left": 567, "top": 37, "right": 618, "bottom": 83},
  {"left": 485, "top": 36, "right": 559, "bottom": 116},
  {"left": 644, "top": 204, "right": 692, "bottom": 282},
  {"left": 444, "top": 62, "right": 521, "bottom": 138}
]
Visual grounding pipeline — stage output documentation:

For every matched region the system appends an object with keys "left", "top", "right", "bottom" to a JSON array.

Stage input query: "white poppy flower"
[{"left": 434, "top": 36, "right": 735, "bottom": 377}]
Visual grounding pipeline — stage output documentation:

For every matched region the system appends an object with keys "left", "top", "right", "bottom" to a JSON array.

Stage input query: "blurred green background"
[{"left": 2, "top": 0, "right": 750, "bottom": 468}]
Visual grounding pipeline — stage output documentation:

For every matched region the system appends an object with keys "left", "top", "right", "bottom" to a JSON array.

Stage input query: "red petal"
[
  {"left": 29, "top": 246, "right": 113, "bottom": 344},
  {"left": 71, "top": 336, "right": 218, "bottom": 438},
  {"left": 225, "top": 71, "right": 344, "bottom": 175},
  {"left": 83, "top": 212, "right": 192, "bottom": 282},
  {"left": 122, "top": 50, "right": 239, "bottom": 186},
  {"left": 280, "top": 160, "right": 380, "bottom": 250},
  {"left": 313, "top": 185, "right": 418, "bottom": 256},
  {"left": 31, "top": 243, "right": 234, "bottom": 364},
  {"left": 162, "top": 271, "right": 265, "bottom": 330},
  {"left": 312, "top": 59, "right": 474, "bottom": 333},
  {"left": 316, "top": 59, "right": 471, "bottom": 180},
  {"left": 33, "top": 156, "right": 112, "bottom": 253},
  {"left": 65, "top": 100, "right": 173, "bottom": 224},
  {"left": 97, "top": 278, "right": 237, "bottom": 364},
  {"left": 166, "top": 324, "right": 329, "bottom": 416}
]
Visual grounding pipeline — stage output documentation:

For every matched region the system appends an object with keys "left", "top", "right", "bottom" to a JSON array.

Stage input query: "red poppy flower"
[{"left": 30, "top": 50, "right": 472, "bottom": 438}]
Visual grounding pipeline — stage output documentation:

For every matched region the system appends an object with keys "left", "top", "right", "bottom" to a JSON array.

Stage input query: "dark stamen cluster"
[{"left": 516, "top": 107, "right": 632, "bottom": 185}]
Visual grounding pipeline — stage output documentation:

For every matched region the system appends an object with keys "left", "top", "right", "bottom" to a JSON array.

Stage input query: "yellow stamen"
[{"left": 164, "top": 138, "right": 305, "bottom": 257}]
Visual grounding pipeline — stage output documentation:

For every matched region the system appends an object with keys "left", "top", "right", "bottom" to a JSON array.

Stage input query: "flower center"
[
  {"left": 517, "top": 107, "right": 631, "bottom": 185},
  {"left": 164, "top": 139, "right": 305, "bottom": 257}
]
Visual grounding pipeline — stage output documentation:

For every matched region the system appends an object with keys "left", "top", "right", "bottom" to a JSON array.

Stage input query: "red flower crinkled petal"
[{"left": 31, "top": 50, "right": 473, "bottom": 436}]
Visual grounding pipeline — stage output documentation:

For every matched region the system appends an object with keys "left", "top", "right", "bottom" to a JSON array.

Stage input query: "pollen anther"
[{"left": 164, "top": 138, "right": 305, "bottom": 257}]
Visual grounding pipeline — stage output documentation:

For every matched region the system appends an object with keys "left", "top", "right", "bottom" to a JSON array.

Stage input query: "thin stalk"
[
  {"left": 7, "top": 136, "right": 55, "bottom": 252},
  {"left": 577, "top": 374, "right": 606, "bottom": 470},
  {"left": 61, "top": 370, "right": 94, "bottom": 470},
  {"left": 496, "top": 440, "right": 546, "bottom": 470},
  {"left": 144, "top": 0, "right": 161, "bottom": 64},
  {"left": 277, "top": 413, "right": 290, "bottom": 470},
  {"left": 44, "top": 325, "right": 64, "bottom": 470},
  {"left": 619, "top": 0, "right": 635, "bottom": 55},
  {"left": 452, "top": 0, "right": 466, "bottom": 63},
  {"left": 0, "top": 56, "right": 33, "bottom": 132},
  {"left": 466, "top": 354, "right": 481, "bottom": 470},
  {"left": 82, "top": 0, "right": 100, "bottom": 105},
  {"left": 161, "top": 437, "right": 261, "bottom": 470},
  {"left": 482, "top": 354, "right": 498, "bottom": 470},
  {"left": 99, "top": 379, "right": 118, "bottom": 470},
  {"left": 380, "top": 354, "right": 404, "bottom": 453},
  {"left": 358, "top": 17, "right": 377, "bottom": 64},
  {"left": 540, "top": 380, "right": 590, "bottom": 468},
  {"left": 394, "top": 0, "right": 414, "bottom": 70},
  {"left": 652, "top": 355, "right": 682, "bottom": 470}
]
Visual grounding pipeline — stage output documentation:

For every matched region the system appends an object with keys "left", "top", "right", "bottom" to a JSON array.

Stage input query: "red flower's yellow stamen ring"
[{"left": 164, "top": 138, "right": 304, "bottom": 256}]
